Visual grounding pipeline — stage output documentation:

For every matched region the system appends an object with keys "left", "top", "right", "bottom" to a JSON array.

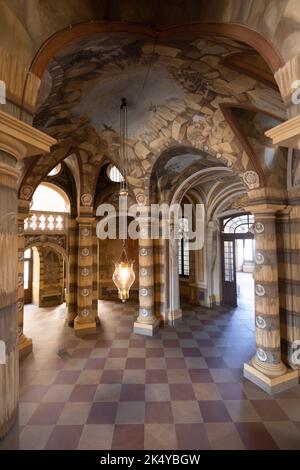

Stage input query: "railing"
[{"left": 24, "top": 211, "right": 67, "bottom": 233}]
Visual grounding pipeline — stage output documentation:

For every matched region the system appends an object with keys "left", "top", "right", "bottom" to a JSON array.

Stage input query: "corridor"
[{"left": 18, "top": 301, "right": 300, "bottom": 450}]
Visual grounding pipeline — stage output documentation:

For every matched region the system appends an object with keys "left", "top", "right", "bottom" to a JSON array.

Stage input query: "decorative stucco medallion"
[
  {"left": 136, "top": 193, "right": 147, "bottom": 206},
  {"left": 81, "top": 288, "right": 90, "bottom": 297},
  {"left": 242, "top": 171, "right": 260, "bottom": 190},
  {"left": 140, "top": 268, "right": 148, "bottom": 276},
  {"left": 140, "top": 308, "right": 150, "bottom": 317},
  {"left": 81, "top": 309, "right": 90, "bottom": 317},
  {"left": 81, "top": 268, "right": 90, "bottom": 277},
  {"left": 255, "top": 253, "right": 265, "bottom": 265},
  {"left": 257, "top": 348, "right": 267, "bottom": 362},
  {"left": 140, "top": 248, "right": 148, "bottom": 257},
  {"left": 140, "top": 288, "right": 148, "bottom": 297},
  {"left": 20, "top": 185, "right": 34, "bottom": 201},
  {"left": 81, "top": 248, "right": 90, "bottom": 257},
  {"left": 256, "top": 316, "right": 266, "bottom": 329},
  {"left": 254, "top": 222, "right": 264, "bottom": 234},
  {"left": 255, "top": 284, "right": 265, "bottom": 297},
  {"left": 18, "top": 275, "right": 23, "bottom": 287},
  {"left": 81, "top": 193, "right": 93, "bottom": 206},
  {"left": 81, "top": 228, "right": 90, "bottom": 237}
]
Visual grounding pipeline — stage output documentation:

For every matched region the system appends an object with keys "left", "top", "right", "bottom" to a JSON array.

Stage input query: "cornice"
[{"left": 0, "top": 111, "right": 56, "bottom": 160}]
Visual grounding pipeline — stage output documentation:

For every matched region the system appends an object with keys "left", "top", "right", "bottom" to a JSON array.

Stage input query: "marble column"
[
  {"left": 244, "top": 205, "right": 299, "bottom": 394},
  {"left": 134, "top": 211, "right": 160, "bottom": 336},
  {"left": 17, "top": 200, "right": 32, "bottom": 359},
  {"left": 0, "top": 110, "right": 56, "bottom": 440},
  {"left": 74, "top": 218, "right": 97, "bottom": 335}
]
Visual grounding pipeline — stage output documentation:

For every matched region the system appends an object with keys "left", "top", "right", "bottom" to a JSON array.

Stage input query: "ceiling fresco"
[{"left": 19, "top": 31, "right": 287, "bottom": 208}]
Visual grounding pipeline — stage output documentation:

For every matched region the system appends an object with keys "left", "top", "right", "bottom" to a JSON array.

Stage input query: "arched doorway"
[{"left": 220, "top": 213, "right": 255, "bottom": 309}]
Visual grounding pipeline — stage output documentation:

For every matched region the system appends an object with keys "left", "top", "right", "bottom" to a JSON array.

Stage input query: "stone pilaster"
[
  {"left": 17, "top": 200, "right": 32, "bottom": 359},
  {"left": 244, "top": 205, "right": 299, "bottom": 394},
  {"left": 134, "top": 211, "right": 160, "bottom": 336},
  {"left": 74, "top": 218, "right": 97, "bottom": 336}
]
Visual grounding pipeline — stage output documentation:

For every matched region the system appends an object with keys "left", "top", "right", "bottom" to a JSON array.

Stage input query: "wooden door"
[{"left": 221, "top": 238, "right": 237, "bottom": 307}]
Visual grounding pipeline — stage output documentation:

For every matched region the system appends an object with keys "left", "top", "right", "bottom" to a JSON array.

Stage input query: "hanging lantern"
[
  {"left": 112, "top": 98, "right": 135, "bottom": 302},
  {"left": 113, "top": 260, "right": 135, "bottom": 302}
]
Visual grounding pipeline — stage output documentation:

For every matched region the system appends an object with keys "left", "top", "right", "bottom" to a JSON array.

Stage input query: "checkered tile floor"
[{"left": 19, "top": 301, "right": 300, "bottom": 450}]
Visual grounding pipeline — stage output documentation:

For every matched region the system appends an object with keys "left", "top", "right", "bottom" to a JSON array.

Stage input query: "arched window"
[
  {"left": 222, "top": 214, "right": 254, "bottom": 234},
  {"left": 47, "top": 164, "right": 61, "bottom": 177},
  {"left": 31, "top": 184, "right": 69, "bottom": 213},
  {"left": 178, "top": 218, "right": 190, "bottom": 277},
  {"left": 107, "top": 164, "right": 124, "bottom": 183}
]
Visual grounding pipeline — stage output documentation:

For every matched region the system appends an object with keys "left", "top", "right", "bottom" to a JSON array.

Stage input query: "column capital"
[{"left": 0, "top": 110, "right": 56, "bottom": 160}]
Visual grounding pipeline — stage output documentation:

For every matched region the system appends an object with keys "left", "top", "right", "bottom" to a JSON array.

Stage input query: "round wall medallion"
[
  {"left": 18, "top": 275, "right": 23, "bottom": 287},
  {"left": 20, "top": 185, "right": 33, "bottom": 200},
  {"left": 81, "top": 268, "right": 90, "bottom": 277},
  {"left": 140, "top": 268, "right": 148, "bottom": 276},
  {"left": 257, "top": 348, "right": 267, "bottom": 362},
  {"left": 81, "top": 193, "right": 93, "bottom": 206},
  {"left": 256, "top": 316, "right": 266, "bottom": 329},
  {"left": 81, "top": 228, "right": 90, "bottom": 237},
  {"left": 255, "top": 284, "right": 265, "bottom": 297},
  {"left": 82, "top": 248, "right": 90, "bottom": 257},
  {"left": 140, "top": 308, "right": 150, "bottom": 317},
  {"left": 255, "top": 253, "right": 265, "bottom": 265},
  {"left": 17, "top": 301, "right": 23, "bottom": 311},
  {"left": 18, "top": 252, "right": 23, "bottom": 261},
  {"left": 254, "top": 222, "right": 264, "bottom": 234},
  {"left": 18, "top": 225, "right": 24, "bottom": 235},
  {"left": 81, "top": 288, "right": 90, "bottom": 297},
  {"left": 242, "top": 170, "right": 260, "bottom": 190},
  {"left": 140, "top": 228, "right": 148, "bottom": 237},
  {"left": 136, "top": 193, "right": 147, "bottom": 206},
  {"left": 140, "top": 248, "right": 148, "bottom": 257},
  {"left": 81, "top": 309, "right": 90, "bottom": 317},
  {"left": 140, "top": 288, "right": 148, "bottom": 297}
]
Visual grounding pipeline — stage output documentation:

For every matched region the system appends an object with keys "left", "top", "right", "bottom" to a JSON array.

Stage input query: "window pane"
[
  {"left": 224, "top": 241, "right": 234, "bottom": 282},
  {"left": 24, "top": 248, "right": 31, "bottom": 259},
  {"left": 24, "top": 261, "right": 29, "bottom": 290},
  {"left": 244, "top": 239, "right": 254, "bottom": 261}
]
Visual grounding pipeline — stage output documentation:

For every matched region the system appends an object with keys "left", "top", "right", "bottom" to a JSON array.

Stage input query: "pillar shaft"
[
  {"left": 252, "top": 212, "right": 285, "bottom": 375},
  {"left": 67, "top": 217, "right": 78, "bottom": 326},
  {"left": 0, "top": 151, "right": 19, "bottom": 439},
  {"left": 134, "top": 213, "right": 160, "bottom": 336},
  {"left": 244, "top": 205, "right": 299, "bottom": 393},
  {"left": 74, "top": 218, "right": 97, "bottom": 335}
]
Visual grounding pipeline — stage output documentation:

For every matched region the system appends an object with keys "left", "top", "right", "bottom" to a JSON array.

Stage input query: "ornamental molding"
[
  {"left": 81, "top": 193, "right": 93, "bottom": 206},
  {"left": 242, "top": 170, "right": 260, "bottom": 190}
]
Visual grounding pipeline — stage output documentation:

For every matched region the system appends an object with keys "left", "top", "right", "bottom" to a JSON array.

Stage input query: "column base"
[
  {"left": 133, "top": 318, "right": 160, "bottom": 337},
  {"left": 74, "top": 320, "right": 97, "bottom": 337},
  {"left": 18, "top": 336, "right": 32, "bottom": 361},
  {"left": 168, "top": 309, "right": 182, "bottom": 325},
  {"left": 244, "top": 361, "right": 299, "bottom": 395}
]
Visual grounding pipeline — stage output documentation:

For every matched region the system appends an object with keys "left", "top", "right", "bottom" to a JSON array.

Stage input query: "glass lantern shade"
[{"left": 113, "top": 261, "right": 135, "bottom": 302}]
